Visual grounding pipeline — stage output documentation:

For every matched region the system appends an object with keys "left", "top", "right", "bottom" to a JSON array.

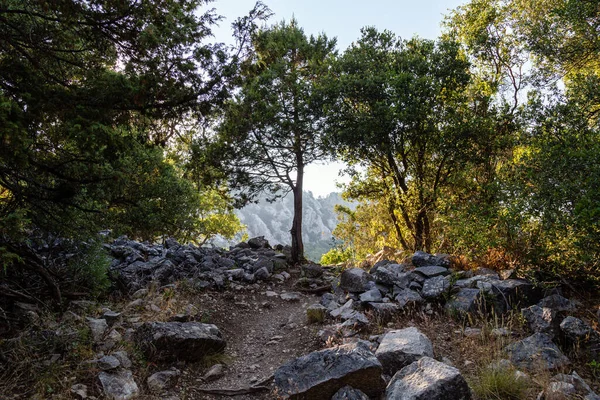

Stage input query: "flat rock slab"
[
  {"left": 134, "top": 321, "right": 225, "bottom": 362},
  {"left": 413, "top": 266, "right": 449, "bottom": 278},
  {"left": 274, "top": 340, "right": 385, "bottom": 399},
  {"left": 421, "top": 276, "right": 450, "bottom": 300},
  {"left": 98, "top": 369, "right": 139, "bottom": 400},
  {"left": 411, "top": 251, "right": 450, "bottom": 268},
  {"left": 386, "top": 356, "right": 471, "bottom": 400},
  {"left": 375, "top": 327, "right": 434, "bottom": 376},
  {"left": 504, "top": 333, "right": 569, "bottom": 371}
]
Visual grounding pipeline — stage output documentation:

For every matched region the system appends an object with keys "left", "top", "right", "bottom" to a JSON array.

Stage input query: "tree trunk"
[{"left": 290, "top": 159, "right": 304, "bottom": 264}]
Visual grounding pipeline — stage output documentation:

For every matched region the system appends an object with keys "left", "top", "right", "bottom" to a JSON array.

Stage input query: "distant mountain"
[{"left": 234, "top": 191, "right": 354, "bottom": 261}]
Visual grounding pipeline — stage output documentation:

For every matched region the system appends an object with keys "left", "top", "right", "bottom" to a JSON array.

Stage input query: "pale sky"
[{"left": 210, "top": 0, "right": 466, "bottom": 197}]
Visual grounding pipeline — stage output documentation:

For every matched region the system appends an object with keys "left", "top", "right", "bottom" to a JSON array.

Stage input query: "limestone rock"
[
  {"left": 147, "top": 369, "right": 181, "bottom": 394},
  {"left": 504, "top": 333, "right": 569, "bottom": 371},
  {"left": 560, "top": 316, "right": 599, "bottom": 343},
  {"left": 97, "top": 355, "right": 121, "bottom": 370},
  {"left": 395, "top": 289, "right": 424, "bottom": 308},
  {"left": 331, "top": 385, "right": 370, "bottom": 400},
  {"left": 386, "top": 356, "right": 471, "bottom": 400},
  {"left": 359, "top": 288, "right": 382, "bottom": 303},
  {"left": 421, "top": 276, "right": 450, "bottom": 300},
  {"left": 490, "top": 279, "right": 541, "bottom": 313},
  {"left": 98, "top": 370, "right": 139, "bottom": 400},
  {"left": 544, "top": 371, "right": 600, "bottom": 400},
  {"left": 134, "top": 322, "right": 225, "bottom": 362},
  {"left": 87, "top": 317, "right": 108, "bottom": 342},
  {"left": 537, "top": 294, "right": 575, "bottom": 313},
  {"left": 411, "top": 251, "right": 450, "bottom": 268},
  {"left": 340, "top": 268, "right": 371, "bottom": 293},
  {"left": 446, "top": 288, "right": 482, "bottom": 315},
  {"left": 274, "top": 341, "right": 385, "bottom": 399},
  {"left": 522, "top": 305, "right": 558, "bottom": 336},
  {"left": 375, "top": 327, "right": 434, "bottom": 376},
  {"left": 413, "top": 266, "right": 450, "bottom": 278}
]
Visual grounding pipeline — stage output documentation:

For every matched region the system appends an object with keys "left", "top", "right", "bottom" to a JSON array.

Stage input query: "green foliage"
[
  {"left": 0, "top": 0, "right": 244, "bottom": 258},
  {"left": 210, "top": 18, "right": 337, "bottom": 262},
  {"left": 66, "top": 241, "right": 112, "bottom": 298},
  {"left": 324, "top": 29, "right": 506, "bottom": 253},
  {"left": 320, "top": 247, "right": 352, "bottom": 266}
]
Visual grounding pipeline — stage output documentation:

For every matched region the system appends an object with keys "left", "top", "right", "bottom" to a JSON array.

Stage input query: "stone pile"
[
  {"left": 313, "top": 250, "right": 543, "bottom": 333},
  {"left": 108, "top": 236, "right": 290, "bottom": 292},
  {"left": 274, "top": 327, "right": 472, "bottom": 400}
]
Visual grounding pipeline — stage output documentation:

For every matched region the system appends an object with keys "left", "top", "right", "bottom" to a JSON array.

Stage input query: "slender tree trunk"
[
  {"left": 414, "top": 210, "right": 425, "bottom": 252},
  {"left": 290, "top": 157, "right": 304, "bottom": 263}
]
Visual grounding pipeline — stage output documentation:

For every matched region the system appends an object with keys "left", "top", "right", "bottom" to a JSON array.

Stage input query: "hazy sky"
[{"left": 210, "top": 0, "right": 465, "bottom": 197}]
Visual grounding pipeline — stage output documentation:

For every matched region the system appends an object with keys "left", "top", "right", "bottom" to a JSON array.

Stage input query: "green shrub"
[
  {"left": 67, "top": 241, "right": 111, "bottom": 298},
  {"left": 320, "top": 247, "right": 352, "bottom": 265}
]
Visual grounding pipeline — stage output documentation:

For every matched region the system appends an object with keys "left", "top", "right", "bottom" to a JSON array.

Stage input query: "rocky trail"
[
  {"left": 178, "top": 278, "right": 323, "bottom": 399},
  {"left": 1, "top": 236, "right": 600, "bottom": 400}
]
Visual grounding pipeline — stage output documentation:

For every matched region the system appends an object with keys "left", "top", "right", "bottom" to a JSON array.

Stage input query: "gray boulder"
[
  {"left": 445, "top": 288, "right": 482, "bottom": 316},
  {"left": 87, "top": 317, "right": 108, "bottom": 342},
  {"left": 504, "top": 333, "right": 569, "bottom": 371},
  {"left": 386, "top": 357, "right": 471, "bottom": 400},
  {"left": 303, "top": 263, "right": 324, "bottom": 278},
  {"left": 522, "top": 305, "right": 558, "bottom": 336},
  {"left": 413, "top": 266, "right": 450, "bottom": 278},
  {"left": 247, "top": 236, "right": 270, "bottom": 249},
  {"left": 340, "top": 268, "right": 371, "bottom": 293},
  {"left": 375, "top": 327, "right": 434, "bottom": 376},
  {"left": 97, "top": 355, "right": 121, "bottom": 370},
  {"left": 331, "top": 386, "right": 369, "bottom": 400},
  {"left": 368, "top": 303, "right": 400, "bottom": 323},
  {"left": 98, "top": 370, "right": 139, "bottom": 400},
  {"left": 421, "top": 276, "right": 450, "bottom": 300},
  {"left": 274, "top": 341, "right": 385, "bottom": 399},
  {"left": 395, "top": 289, "right": 424, "bottom": 308},
  {"left": 544, "top": 371, "right": 600, "bottom": 400},
  {"left": 490, "top": 279, "right": 542, "bottom": 313},
  {"left": 537, "top": 294, "right": 575, "bottom": 312},
  {"left": 134, "top": 322, "right": 225, "bottom": 362},
  {"left": 560, "top": 316, "right": 600, "bottom": 345},
  {"left": 411, "top": 251, "right": 450, "bottom": 268},
  {"left": 359, "top": 288, "right": 382, "bottom": 303},
  {"left": 147, "top": 369, "right": 181, "bottom": 394}
]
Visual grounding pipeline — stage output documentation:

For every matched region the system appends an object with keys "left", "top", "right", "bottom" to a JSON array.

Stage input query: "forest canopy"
[{"left": 1, "top": 0, "right": 599, "bottom": 295}]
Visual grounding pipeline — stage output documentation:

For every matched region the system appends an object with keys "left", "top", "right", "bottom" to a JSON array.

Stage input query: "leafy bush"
[
  {"left": 320, "top": 247, "right": 353, "bottom": 265},
  {"left": 67, "top": 241, "right": 111, "bottom": 298}
]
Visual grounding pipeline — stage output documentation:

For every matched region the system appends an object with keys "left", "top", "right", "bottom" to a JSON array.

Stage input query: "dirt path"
[{"left": 178, "top": 274, "right": 323, "bottom": 399}]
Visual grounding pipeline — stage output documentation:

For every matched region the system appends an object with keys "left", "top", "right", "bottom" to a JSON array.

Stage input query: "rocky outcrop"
[
  {"left": 134, "top": 322, "right": 226, "bottom": 362},
  {"left": 109, "top": 236, "right": 290, "bottom": 292},
  {"left": 386, "top": 357, "right": 471, "bottom": 400},
  {"left": 274, "top": 341, "right": 385, "bottom": 399},
  {"left": 375, "top": 327, "right": 434, "bottom": 376}
]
